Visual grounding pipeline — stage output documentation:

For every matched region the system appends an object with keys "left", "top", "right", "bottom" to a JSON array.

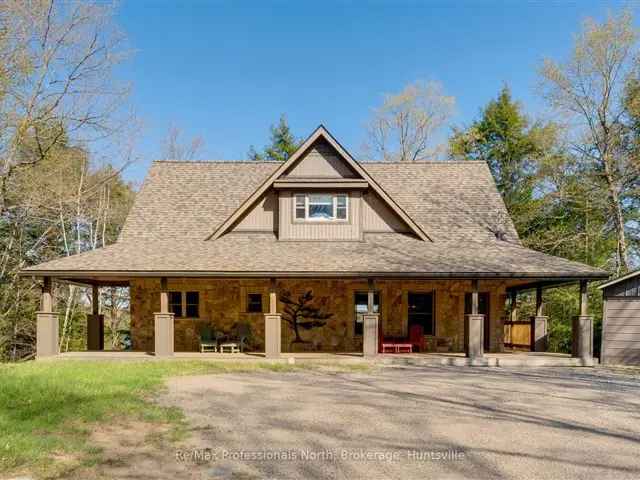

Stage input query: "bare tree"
[
  {"left": 364, "top": 81, "right": 455, "bottom": 162},
  {"left": 0, "top": 0, "right": 131, "bottom": 212},
  {"left": 539, "top": 10, "right": 640, "bottom": 274},
  {"left": 160, "top": 125, "right": 204, "bottom": 161}
]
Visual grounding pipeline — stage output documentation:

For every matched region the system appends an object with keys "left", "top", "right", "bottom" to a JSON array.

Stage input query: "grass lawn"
[{"left": 0, "top": 359, "right": 366, "bottom": 478}]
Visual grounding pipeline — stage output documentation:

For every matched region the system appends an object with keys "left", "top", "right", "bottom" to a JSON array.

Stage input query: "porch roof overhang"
[
  {"left": 24, "top": 271, "right": 607, "bottom": 280},
  {"left": 20, "top": 233, "right": 609, "bottom": 283}
]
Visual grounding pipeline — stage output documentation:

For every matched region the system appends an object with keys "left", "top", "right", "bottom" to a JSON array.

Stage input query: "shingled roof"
[{"left": 22, "top": 158, "right": 607, "bottom": 280}]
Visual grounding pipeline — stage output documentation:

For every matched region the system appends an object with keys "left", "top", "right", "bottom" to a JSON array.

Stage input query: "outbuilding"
[{"left": 599, "top": 270, "right": 640, "bottom": 366}]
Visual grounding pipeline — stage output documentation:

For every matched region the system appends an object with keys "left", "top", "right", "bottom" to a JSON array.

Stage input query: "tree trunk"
[{"left": 603, "top": 156, "right": 630, "bottom": 274}]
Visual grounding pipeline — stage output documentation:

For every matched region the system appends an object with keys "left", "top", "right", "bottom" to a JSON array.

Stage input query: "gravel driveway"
[{"left": 163, "top": 365, "right": 640, "bottom": 480}]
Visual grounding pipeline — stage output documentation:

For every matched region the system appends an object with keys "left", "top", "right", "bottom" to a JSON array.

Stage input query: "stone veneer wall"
[{"left": 130, "top": 278, "right": 508, "bottom": 353}]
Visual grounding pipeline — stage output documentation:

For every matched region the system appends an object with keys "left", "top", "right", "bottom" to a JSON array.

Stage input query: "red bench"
[{"left": 381, "top": 343, "right": 413, "bottom": 353}]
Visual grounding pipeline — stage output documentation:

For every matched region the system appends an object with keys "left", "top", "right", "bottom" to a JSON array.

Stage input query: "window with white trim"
[{"left": 294, "top": 193, "right": 348, "bottom": 221}]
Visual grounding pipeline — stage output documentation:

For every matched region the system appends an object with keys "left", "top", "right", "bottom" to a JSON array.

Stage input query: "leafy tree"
[
  {"left": 249, "top": 115, "right": 301, "bottom": 161},
  {"left": 539, "top": 9, "right": 640, "bottom": 274},
  {"left": 280, "top": 290, "right": 333, "bottom": 343}
]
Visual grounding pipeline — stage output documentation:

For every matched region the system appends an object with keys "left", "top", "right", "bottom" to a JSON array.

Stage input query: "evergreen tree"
[
  {"left": 249, "top": 115, "right": 301, "bottom": 161},
  {"left": 449, "top": 86, "right": 545, "bottom": 234}
]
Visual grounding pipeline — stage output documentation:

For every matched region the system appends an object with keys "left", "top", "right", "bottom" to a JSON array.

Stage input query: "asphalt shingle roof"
[{"left": 22, "top": 160, "right": 607, "bottom": 279}]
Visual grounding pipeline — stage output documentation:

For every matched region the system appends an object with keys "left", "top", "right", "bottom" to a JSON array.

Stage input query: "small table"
[
  {"left": 381, "top": 343, "right": 413, "bottom": 354},
  {"left": 382, "top": 343, "right": 397, "bottom": 353},
  {"left": 395, "top": 343, "right": 413, "bottom": 354},
  {"left": 220, "top": 343, "right": 239, "bottom": 353}
]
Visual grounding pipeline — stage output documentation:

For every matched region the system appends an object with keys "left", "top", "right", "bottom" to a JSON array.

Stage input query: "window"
[
  {"left": 247, "top": 293, "right": 263, "bottom": 313},
  {"left": 408, "top": 292, "right": 435, "bottom": 335},
  {"left": 294, "top": 193, "right": 348, "bottom": 222},
  {"left": 354, "top": 292, "right": 380, "bottom": 336},
  {"left": 169, "top": 292, "right": 182, "bottom": 317},
  {"left": 185, "top": 291, "right": 199, "bottom": 318},
  {"left": 168, "top": 291, "right": 200, "bottom": 318},
  {"left": 295, "top": 195, "right": 306, "bottom": 219}
]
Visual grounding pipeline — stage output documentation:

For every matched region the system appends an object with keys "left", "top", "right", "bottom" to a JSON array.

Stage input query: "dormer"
[{"left": 209, "top": 126, "right": 430, "bottom": 242}]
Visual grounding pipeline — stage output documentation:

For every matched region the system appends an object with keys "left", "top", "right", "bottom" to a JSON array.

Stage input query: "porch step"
[{"left": 379, "top": 354, "right": 597, "bottom": 368}]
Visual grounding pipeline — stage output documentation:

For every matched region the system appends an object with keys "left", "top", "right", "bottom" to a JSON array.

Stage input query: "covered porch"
[{"left": 32, "top": 273, "right": 600, "bottom": 365}]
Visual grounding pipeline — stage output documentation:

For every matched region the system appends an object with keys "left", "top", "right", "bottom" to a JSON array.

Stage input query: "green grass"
[{"left": 0, "top": 359, "right": 367, "bottom": 477}]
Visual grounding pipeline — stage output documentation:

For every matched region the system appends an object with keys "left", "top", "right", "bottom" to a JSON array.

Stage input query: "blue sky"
[{"left": 115, "top": 0, "right": 632, "bottom": 183}]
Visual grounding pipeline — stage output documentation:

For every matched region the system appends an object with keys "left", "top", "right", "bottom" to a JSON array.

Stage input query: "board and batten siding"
[
  {"left": 232, "top": 192, "right": 277, "bottom": 232},
  {"left": 284, "top": 141, "right": 357, "bottom": 179},
  {"left": 278, "top": 191, "right": 362, "bottom": 241},
  {"left": 361, "top": 192, "right": 409, "bottom": 233},
  {"left": 602, "top": 278, "right": 640, "bottom": 365}
]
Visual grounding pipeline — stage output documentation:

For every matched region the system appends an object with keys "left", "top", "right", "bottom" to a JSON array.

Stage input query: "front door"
[
  {"left": 465, "top": 292, "right": 490, "bottom": 350},
  {"left": 408, "top": 292, "right": 435, "bottom": 336}
]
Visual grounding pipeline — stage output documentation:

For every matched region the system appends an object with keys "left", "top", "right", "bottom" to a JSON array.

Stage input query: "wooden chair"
[{"left": 199, "top": 326, "right": 217, "bottom": 353}]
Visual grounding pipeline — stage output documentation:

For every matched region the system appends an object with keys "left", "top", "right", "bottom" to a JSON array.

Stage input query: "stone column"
[
  {"left": 363, "top": 279, "right": 379, "bottom": 357},
  {"left": 572, "top": 280, "right": 593, "bottom": 360},
  {"left": 530, "top": 285, "right": 548, "bottom": 352},
  {"left": 264, "top": 278, "right": 281, "bottom": 358},
  {"left": 465, "top": 279, "right": 484, "bottom": 359},
  {"left": 154, "top": 277, "right": 174, "bottom": 357},
  {"left": 37, "top": 277, "right": 59, "bottom": 358},
  {"left": 87, "top": 284, "right": 104, "bottom": 351}
]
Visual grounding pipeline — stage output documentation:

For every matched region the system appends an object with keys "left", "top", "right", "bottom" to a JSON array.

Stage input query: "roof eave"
[{"left": 19, "top": 269, "right": 610, "bottom": 280}]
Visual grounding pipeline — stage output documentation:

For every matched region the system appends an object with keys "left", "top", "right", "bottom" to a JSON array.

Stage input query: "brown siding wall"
[
  {"left": 361, "top": 192, "right": 409, "bottom": 233},
  {"left": 130, "top": 278, "right": 507, "bottom": 353},
  {"left": 602, "top": 298, "right": 640, "bottom": 365},
  {"left": 284, "top": 141, "right": 357, "bottom": 178},
  {"left": 232, "top": 191, "right": 277, "bottom": 232},
  {"left": 278, "top": 191, "right": 362, "bottom": 241}
]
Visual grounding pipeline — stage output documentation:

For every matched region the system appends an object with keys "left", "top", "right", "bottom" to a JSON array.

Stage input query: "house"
[
  {"left": 22, "top": 126, "right": 608, "bottom": 361},
  {"left": 598, "top": 270, "right": 640, "bottom": 366}
]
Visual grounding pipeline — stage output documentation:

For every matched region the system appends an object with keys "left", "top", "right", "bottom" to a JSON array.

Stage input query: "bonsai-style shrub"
[{"left": 280, "top": 290, "right": 333, "bottom": 344}]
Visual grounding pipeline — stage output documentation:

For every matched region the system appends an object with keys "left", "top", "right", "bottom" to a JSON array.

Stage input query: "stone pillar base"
[
  {"left": 572, "top": 315, "right": 593, "bottom": 360},
  {"left": 465, "top": 314, "right": 485, "bottom": 359},
  {"left": 37, "top": 311, "right": 59, "bottom": 358},
  {"left": 264, "top": 313, "right": 282, "bottom": 358},
  {"left": 363, "top": 314, "right": 379, "bottom": 357},
  {"left": 87, "top": 314, "right": 105, "bottom": 351},
  {"left": 530, "top": 316, "right": 548, "bottom": 352},
  {"left": 154, "top": 312, "right": 175, "bottom": 357}
]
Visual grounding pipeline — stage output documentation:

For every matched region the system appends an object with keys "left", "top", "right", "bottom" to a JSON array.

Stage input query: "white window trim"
[{"left": 294, "top": 193, "right": 349, "bottom": 222}]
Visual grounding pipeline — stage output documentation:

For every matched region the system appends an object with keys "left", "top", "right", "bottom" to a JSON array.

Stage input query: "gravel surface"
[{"left": 163, "top": 366, "right": 640, "bottom": 480}]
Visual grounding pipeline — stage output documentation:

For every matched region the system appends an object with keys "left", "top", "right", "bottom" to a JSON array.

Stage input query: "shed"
[{"left": 598, "top": 270, "right": 640, "bottom": 366}]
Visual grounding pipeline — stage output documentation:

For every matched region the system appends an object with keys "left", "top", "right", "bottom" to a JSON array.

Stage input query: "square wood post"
[
  {"left": 87, "top": 284, "right": 104, "bottom": 351},
  {"left": 36, "top": 276, "right": 59, "bottom": 358},
  {"left": 465, "top": 279, "right": 484, "bottom": 359},
  {"left": 264, "top": 278, "right": 281, "bottom": 358},
  {"left": 530, "top": 285, "right": 548, "bottom": 352},
  {"left": 154, "top": 277, "right": 174, "bottom": 357},
  {"left": 572, "top": 280, "right": 593, "bottom": 361},
  {"left": 363, "top": 278, "right": 379, "bottom": 357}
]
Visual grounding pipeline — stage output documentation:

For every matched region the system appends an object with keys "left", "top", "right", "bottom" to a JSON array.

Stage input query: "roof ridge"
[
  {"left": 153, "top": 159, "right": 487, "bottom": 166},
  {"left": 153, "top": 160, "right": 281, "bottom": 164}
]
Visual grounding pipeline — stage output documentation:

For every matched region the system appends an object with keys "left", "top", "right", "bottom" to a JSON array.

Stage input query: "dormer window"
[{"left": 294, "top": 193, "right": 348, "bottom": 221}]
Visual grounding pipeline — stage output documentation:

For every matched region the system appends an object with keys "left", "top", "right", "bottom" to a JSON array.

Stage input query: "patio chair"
[
  {"left": 232, "top": 322, "right": 252, "bottom": 352},
  {"left": 199, "top": 326, "right": 218, "bottom": 353},
  {"left": 409, "top": 324, "right": 425, "bottom": 352}
]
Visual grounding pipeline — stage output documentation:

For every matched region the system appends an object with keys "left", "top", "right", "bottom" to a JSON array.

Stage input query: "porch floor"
[{"left": 50, "top": 350, "right": 597, "bottom": 367}]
